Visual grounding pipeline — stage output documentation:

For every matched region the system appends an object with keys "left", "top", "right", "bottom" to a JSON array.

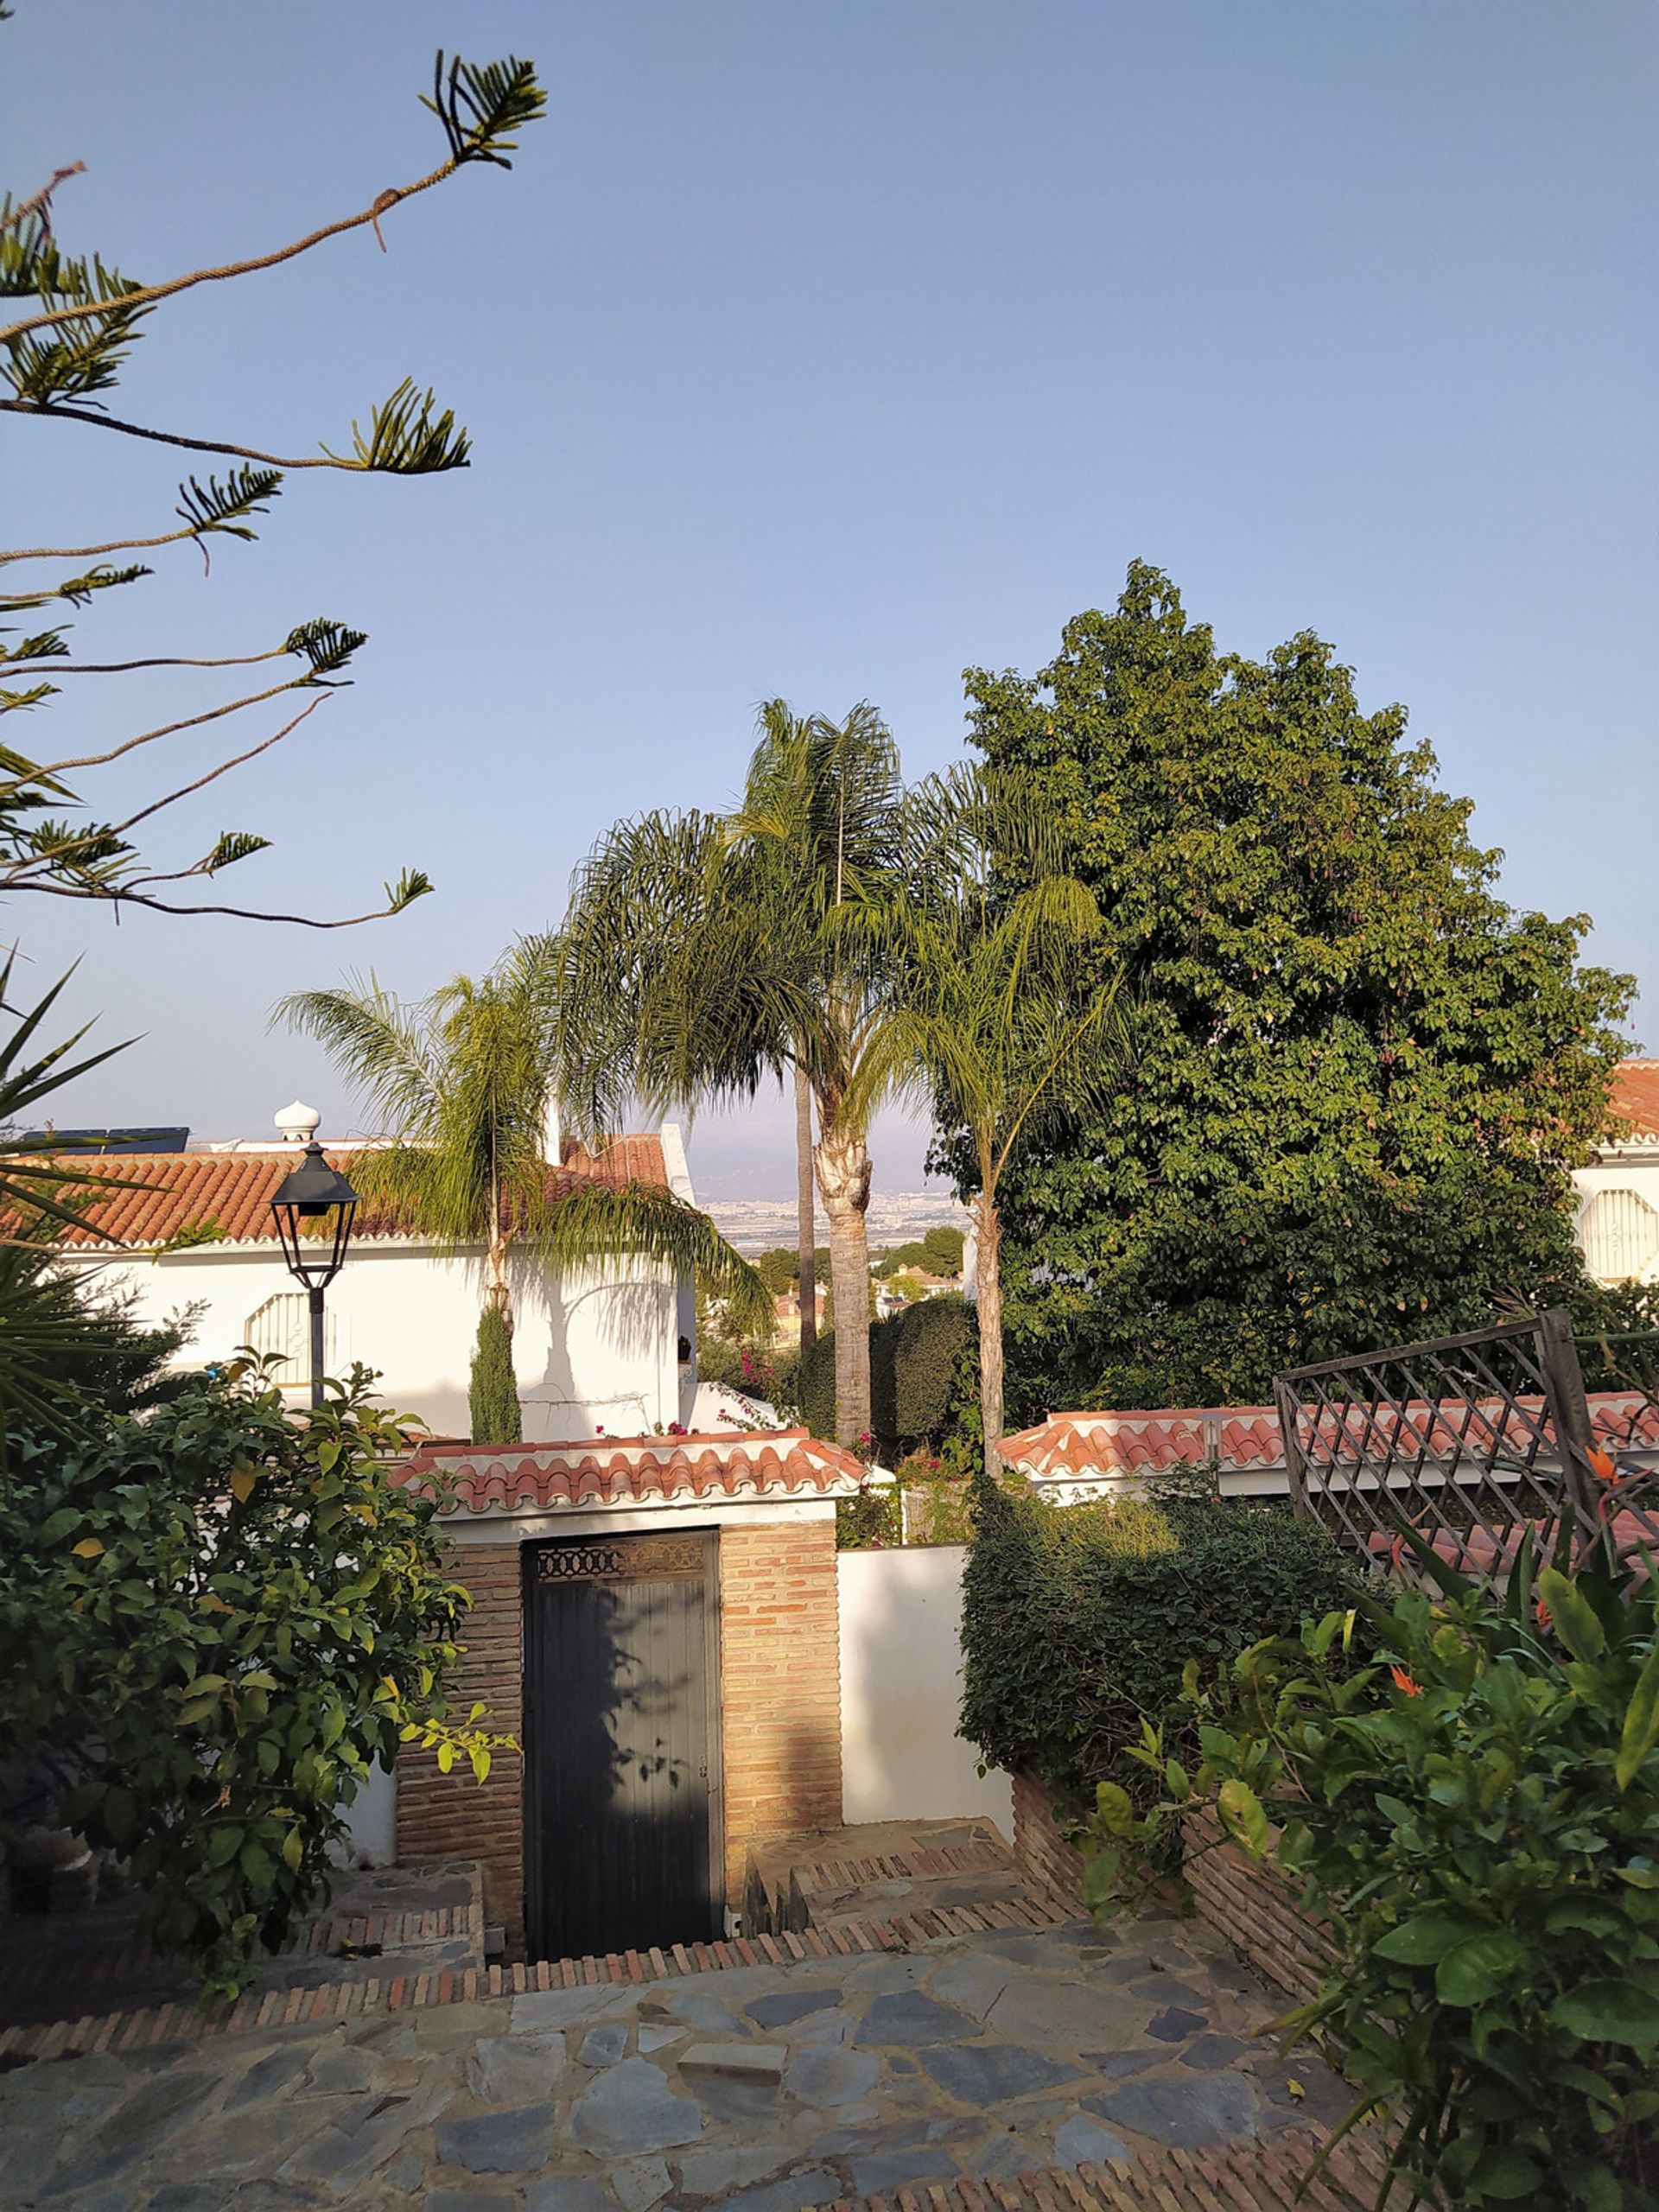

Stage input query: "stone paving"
[{"left": 0, "top": 1910, "right": 1357, "bottom": 2211}]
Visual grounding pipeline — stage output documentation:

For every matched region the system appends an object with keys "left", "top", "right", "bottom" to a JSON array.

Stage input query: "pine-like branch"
[{"left": 0, "top": 52, "right": 544, "bottom": 350}]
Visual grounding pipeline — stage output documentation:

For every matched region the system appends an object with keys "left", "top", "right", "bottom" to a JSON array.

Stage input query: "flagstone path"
[{"left": 0, "top": 1910, "right": 1367, "bottom": 2211}]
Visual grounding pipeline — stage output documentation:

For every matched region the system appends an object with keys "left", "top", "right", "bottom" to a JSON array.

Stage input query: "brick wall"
[
  {"left": 1181, "top": 1805, "right": 1338, "bottom": 2007},
  {"left": 396, "top": 1541, "right": 527, "bottom": 1948},
  {"left": 1009, "top": 1768, "right": 1088, "bottom": 1906},
  {"left": 1011, "top": 1770, "right": 1337, "bottom": 2002},
  {"left": 716, "top": 1517, "right": 842, "bottom": 1897}
]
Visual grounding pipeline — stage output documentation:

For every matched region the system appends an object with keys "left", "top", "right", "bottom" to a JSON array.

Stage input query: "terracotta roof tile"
[
  {"left": 1001, "top": 1395, "right": 1659, "bottom": 1478},
  {"left": 33, "top": 1135, "right": 669, "bottom": 1252},
  {"left": 397, "top": 1428, "right": 868, "bottom": 1515},
  {"left": 1610, "top": 1058, "right": 1659, "bottom": 1141}
]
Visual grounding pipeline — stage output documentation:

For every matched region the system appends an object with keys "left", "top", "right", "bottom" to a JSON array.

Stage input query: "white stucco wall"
[
  {"left": 62, "top": 1239, "right": 696, "bottom": 1443},
  {"left": 836, "top": 1544, "right": 1012, "bottom": 1835}
]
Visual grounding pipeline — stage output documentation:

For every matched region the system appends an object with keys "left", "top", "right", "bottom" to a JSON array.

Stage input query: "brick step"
[{"left": 825, "top": 2138, "right": 1408, "bottom": 2212}]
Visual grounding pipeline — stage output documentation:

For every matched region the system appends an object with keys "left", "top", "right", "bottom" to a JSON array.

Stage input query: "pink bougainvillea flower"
[{"left": 1389, "top": 1666, "right": 1422, "bottom": 1698}]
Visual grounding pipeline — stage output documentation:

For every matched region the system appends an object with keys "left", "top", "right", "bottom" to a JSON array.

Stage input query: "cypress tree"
[{"left": 468, "top": 1307, "right": 522, "bottom": 1447}]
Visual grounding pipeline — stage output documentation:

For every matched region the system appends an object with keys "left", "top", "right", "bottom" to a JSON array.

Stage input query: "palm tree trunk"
[
  {"left": 814, "top": 1116, "right": 872, "bottom": 1446},
  {"left": 794, "top": 1064, "right": 817, "bottom": 1355},
  {"left": 975, "top": 1195, "right": 1004, "bottom": 1475}
]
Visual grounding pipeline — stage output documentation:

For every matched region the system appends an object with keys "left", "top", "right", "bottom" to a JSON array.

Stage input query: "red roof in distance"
[
  {"left": 1610, "top": 1059, "right": 1659, "bottom": 1141},
  {"left": 38, "top": 1135, "right": 669, "bottom": 1251}
]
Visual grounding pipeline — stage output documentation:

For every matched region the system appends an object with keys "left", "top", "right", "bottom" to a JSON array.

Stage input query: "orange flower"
[
  {"left": 1586, "top": 1446, "right": 1619, "bottom": 1484},
  {"left": 1535, "top": 1597, "right": 1552, "bottom": 1632},
  {"left": 1389, "top": 1666, "right": 1422, "bottom": 1698}
]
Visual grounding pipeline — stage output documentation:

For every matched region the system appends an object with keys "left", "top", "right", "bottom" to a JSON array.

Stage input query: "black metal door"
[{"left": 524, "top": 1532, "right": 721, "bottom": 1961}]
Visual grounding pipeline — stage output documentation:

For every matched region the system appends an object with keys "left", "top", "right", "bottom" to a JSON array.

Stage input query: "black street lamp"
[{"left": 270, "top": 1141, "right": 359, "bottom": 1408}]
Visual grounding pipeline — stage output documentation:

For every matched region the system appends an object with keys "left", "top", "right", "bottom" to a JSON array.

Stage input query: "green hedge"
[
  {"left": 799, "top": 1294, "right": 975, "bottom": 1454},
  {"left": 959, "top": 1471, "right": 1363, "bottom": 1808}
]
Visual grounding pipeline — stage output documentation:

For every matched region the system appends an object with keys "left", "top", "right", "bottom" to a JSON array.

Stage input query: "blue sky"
[{"left": 4, "top": 1, "right": 1654, "bottom": 1198}]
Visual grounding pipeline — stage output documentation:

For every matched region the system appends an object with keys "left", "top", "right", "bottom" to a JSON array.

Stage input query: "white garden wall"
[{"left": 837, "top": 1544, "right": 1013, "bottom": 1834}]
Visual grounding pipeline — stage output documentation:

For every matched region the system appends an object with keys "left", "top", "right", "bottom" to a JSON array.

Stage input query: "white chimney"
[
  {"left": 543, "top": 1090, "right": 563, "bottom": 1166},
  {"left": 274, "top": 1099, "right": 322, "bottom": 1147}
]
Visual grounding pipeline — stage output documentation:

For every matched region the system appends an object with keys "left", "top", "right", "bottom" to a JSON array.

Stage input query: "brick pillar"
[
  {"left": 716, "top": 1516, "right": 842, "bottom": 1897},
  {"left": 396, "top": 1537, "right": 526, "bottom": 1949}
]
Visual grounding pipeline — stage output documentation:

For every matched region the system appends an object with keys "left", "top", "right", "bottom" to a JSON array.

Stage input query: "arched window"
[
  {"left": 1577, "top": 1187, "right": 1659, "bottom": 1283},
  {"left": 244, "top": 1292, "right": 340, "bottom": 1385}
]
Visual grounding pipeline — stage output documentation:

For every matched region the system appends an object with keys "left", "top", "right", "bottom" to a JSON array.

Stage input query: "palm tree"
[
  {"left": 551, "top": 703, "right": 909, "bottom": 1446},
  {"left": 853, "top": 773, "right": 1135, "bottom": 1467},
  {"left": 278, "top": 946, "right": 768, "bottom": 1443}
]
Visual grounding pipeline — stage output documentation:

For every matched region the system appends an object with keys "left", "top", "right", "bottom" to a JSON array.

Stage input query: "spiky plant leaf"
[
  {"left": 0, "top": 683, "right": 56, "bottom": 714},
  {"left": 422, "top": 52, "right": 546, "bottom": 168},
  {"left": 327, "top": 378, "right": 470, "bottom": 474},
  {"left": 386, "top": 868, "right": 433, "bottom": 912},
  {"left": 283, "top": 617, "right": 367, "bottom": 681},
  {"left": 174, "top": 467, "right": 283, "bottom": 543},
  {"left": 0, "top": 632, "right": 70, "bottom": 662},
  {"left": 48, "top": 564, "right": 151, "bottom": 607},
  {"left": 204, "top": 831, "right": 271, "bottom": 874}
]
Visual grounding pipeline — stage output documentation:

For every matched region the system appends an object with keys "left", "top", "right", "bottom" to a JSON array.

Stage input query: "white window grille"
[
  {"left": 245, "top": 1292, "right": 339, "bottom": 1385},
  {"left": 1577, "top": 1188, "right": 1659, "bottom": 1284}
]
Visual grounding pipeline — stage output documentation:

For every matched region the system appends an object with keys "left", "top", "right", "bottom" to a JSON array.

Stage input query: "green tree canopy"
[{"left": 959, "top": 563, "right": 1632, "bottom": 1415}]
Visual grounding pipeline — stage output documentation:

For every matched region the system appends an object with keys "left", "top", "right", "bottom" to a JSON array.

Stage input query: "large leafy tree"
[
  {"left": 281, "top": 950, "right": 768, "bottom": 1444},
  {"left": 553, "top": 703, "right": 909, "bottom": 1444},
  {"left": 1, "top": 45, "right": 543, "bottom": 925},
  {"left": 961, "top": 563, "right": 1632, "bottom": 1415}
]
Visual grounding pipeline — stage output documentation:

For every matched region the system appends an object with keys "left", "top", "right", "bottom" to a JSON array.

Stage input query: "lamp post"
[{"left": 270, "top": 1141, "right": 359, "bottom": 1408}]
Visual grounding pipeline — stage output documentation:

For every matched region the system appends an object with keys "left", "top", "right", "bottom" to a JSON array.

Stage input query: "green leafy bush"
[
  {"left": 0, "top": 1360, "right": 507, "bottom": 1996},
  {"left": 804, "top": 1295, "right": 976, "bottom": 1457},
  {"left": 959, "top": 1469, "right": 1363, "bottom": 1807},
  {"left": 1084, "top": 1535, "right": 1659, "bottom": 2210}
]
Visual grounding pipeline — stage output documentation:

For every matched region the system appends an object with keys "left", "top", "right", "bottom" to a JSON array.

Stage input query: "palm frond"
[{"left": 537, "top": 1179, "right": 772, "bottom": 1339}]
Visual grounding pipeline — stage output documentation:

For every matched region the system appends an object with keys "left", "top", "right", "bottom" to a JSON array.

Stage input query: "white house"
[
  {"left": 1573, "top": 1059, "right": 1659, "bottom": 1287},
  {"left": 49, "top": 1105, "right": 701, "bottom": 1443}
]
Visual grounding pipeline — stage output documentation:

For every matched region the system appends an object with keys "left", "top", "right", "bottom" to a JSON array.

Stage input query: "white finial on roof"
[{"left": 274, "top": 1099, "right": 322, "bottom": 1145}]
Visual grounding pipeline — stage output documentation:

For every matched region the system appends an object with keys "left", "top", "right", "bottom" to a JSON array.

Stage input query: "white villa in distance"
[
  {"left": 48, "top": 1101, "right": 701, "bottom": 1442},
  {"left": 1574, "top": 1060, "right": 1659, "bottom": 1288}
]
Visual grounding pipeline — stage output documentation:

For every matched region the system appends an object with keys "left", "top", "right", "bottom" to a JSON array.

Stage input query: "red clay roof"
[
  {"left": 1611, "top": 1059, "right": 1659, "bottom": 1141},
  {"left": 397, "top": 1428, "right": 868, "bottom": 1515},
  {"left": 40, "top": 1135, "right": 669, "bottom": 1251},
  {"left": 1001, "top": 1397, "right": 1659, "bottom": 1478}
]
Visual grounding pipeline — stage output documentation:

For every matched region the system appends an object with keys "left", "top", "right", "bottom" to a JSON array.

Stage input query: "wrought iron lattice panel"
[
  {"left": 534, "top": 1536, "right": 708, "bottom": 1585},
  {"left": 1273, "top": 1309, "right": 1611, "bottom": 1579}
]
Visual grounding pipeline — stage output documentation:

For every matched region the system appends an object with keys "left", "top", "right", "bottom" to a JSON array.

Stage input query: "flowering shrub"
[{"left": 1083, "top": 1528, "right": 1659, "bottom": 2209}]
